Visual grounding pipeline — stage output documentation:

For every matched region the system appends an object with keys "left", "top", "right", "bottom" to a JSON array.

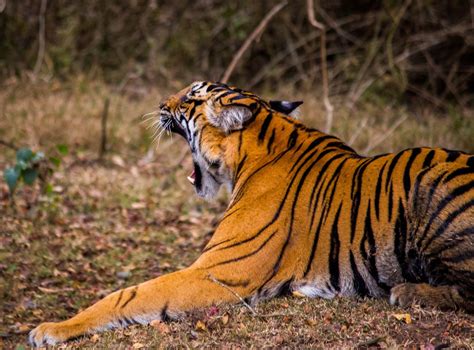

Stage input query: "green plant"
[{"left": 3, "top": 144, "right": 69, "bottom": 197}]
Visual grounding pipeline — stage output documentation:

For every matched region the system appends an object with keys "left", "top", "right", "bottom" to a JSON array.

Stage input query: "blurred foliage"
[
  {"left": 3, "top": 144, "right": 68, "bottom": 199},
  {"left": 0, "top": 0, "right": 473, "bottom": 107}
]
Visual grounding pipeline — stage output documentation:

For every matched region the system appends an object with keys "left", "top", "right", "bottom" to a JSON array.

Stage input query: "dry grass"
[{"left": 1, "top": 78, "right": 473, "bottom": 349}]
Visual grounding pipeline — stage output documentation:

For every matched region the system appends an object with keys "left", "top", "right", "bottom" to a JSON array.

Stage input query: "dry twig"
[
  {"left": 0, "top": 139, "right": 17, "bottom": 151},
  {"left": 363, "top": 114, "right": 408, "bottom": 154},
  {"left": 307, "top": 0, "right": 334, "bottom": 134},
  {"left": 33, "top": 0, "right": 47, "bottom": 77},
  {"left": 99, "top": 98, "right": 110, "bottom": 160},
  {"left": 220, "top": 1, "right": 287, "bottom": 83},
  {"left": 207, "top": 273, "right": 295, "bottom": 319},
  {"left": 207, "top": 273, "right": 258, "bottom": 316}
]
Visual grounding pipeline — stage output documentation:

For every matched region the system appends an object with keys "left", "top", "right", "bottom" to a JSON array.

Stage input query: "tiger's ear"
[
  {"left": 269, "top": 100, "right": 303, "bottom": 117},
  {"left": 206, "top": 101, "right": 253, "bottom": 133}
]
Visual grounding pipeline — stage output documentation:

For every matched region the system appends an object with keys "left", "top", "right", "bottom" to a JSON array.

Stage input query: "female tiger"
[{"left": 30, "top": 81, "right": 474, "bottom": 346}]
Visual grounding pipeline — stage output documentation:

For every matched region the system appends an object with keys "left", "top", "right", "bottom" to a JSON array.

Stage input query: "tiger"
[{"left": 30, "top": 81, "right": 474, "bottom": 346}]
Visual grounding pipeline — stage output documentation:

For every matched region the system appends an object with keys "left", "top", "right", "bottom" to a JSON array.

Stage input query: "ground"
[{"left": 0, "top": 78, "right": 473, "bottom": 349}]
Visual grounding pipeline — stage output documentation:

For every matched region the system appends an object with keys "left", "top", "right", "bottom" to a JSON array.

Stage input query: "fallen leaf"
[
  {"left": 221, "top": 314, "right": 229, "bottom": 325},
  {"left": 292, "top": 290, "right": 306, "bottom": 298},
  {"left": 132, "top": 342, "right": 145, "bottom": 349},
  {"left": 392, "top": 313, "right": 412, "bottom": 324},
  {"left": 195, "top": 320, "right": 207, "bottom": 332},
  {"left": 150, "top": 320, "right": 170, "bottom": 334},
  {"left": 112, "top": 155, "right": 126, "bottom": 167},
  {"left": 131, "top": 202, "right": 146, "bottom": 209}
]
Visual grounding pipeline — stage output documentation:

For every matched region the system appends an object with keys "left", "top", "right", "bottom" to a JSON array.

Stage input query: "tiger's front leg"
[{"left": 29, "top": 267, "right": 249, "bottom": 347}]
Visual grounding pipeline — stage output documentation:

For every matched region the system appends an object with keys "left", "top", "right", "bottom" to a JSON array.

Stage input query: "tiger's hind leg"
[{"left": 390, "top": 162, "right": 474, "bottom": 312}]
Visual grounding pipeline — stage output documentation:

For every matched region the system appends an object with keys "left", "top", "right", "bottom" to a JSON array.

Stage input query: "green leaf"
[
  {"left": 22, "top": 168, "right": 38, "bottom": 185},
  {"left": 49, "top": 156, "right": 61, "bottom": 167},
  {"left": 15, "top": 160, "right": 28, "bottom": 171},
  {"left": 56, "top": 144, "right": 69, "bottom": 155},
  {"left": 4, "top": 167, "right": 19, "bottom": 192},
  {"left": 16, "top": 148, "right": 34, "bottom": 162}
]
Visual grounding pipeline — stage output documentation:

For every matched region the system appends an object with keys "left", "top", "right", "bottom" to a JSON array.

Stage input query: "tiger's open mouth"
[{"left": 159, "top": 111, "right": 200, "bottom": 187}]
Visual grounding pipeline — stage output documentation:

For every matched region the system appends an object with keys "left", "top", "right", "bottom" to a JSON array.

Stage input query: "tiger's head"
[{"left": 158, "top": 81, "right": 302, "bottom": 199}]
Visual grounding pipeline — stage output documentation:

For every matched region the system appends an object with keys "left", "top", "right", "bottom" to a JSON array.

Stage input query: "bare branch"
[
  {"left": 307, "top": 0, "right": 334, "bottom": 134},
  {"left": 207, "top": 273, "right": 258, "bottom": 316},
  {"left": 363, "top": 114, "right": 408, "bottom": 154},
  {"left": 98, "top": 98, "right": 110, "bottom": 160},
  {"left": 0, "top": 139, "right": 18, "bottom": 151},
  {"left": 33, "top": 0, "right": 47, "bottom": 77},
  {"left": 220, "top": 1, "right": 287, "bottom": 83}
]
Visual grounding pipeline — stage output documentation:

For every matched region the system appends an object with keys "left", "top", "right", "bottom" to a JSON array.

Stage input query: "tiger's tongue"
[{"left": 187, "top": 170, "right": 196, "bottom": 185}]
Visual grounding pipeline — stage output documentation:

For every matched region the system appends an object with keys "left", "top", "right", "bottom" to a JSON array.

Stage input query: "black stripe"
[
  {"left": 374, "top": 162, "right": 387, "bottom": 221},
  {"left": 360, "top": 201, "right": 390, "bottom": 292},
  {"left": 267, "top": 129, "right": 276, "bottom": 154},
  {"left": 403, "top": 148, "right": 422, "bottom": 196},
  {"left": 425, "top": 226, "right": 474, "bottom": 258},
  {"left": 422, "top": 150, "right": 435, "bottom": 168},
  {"left": 349, "top": 251, "right": 369, "bottom": 296},
  {"left": 442, "top": 250, "right": 474, "bottom": 263},
  {"left": 409, "top": 166, "right": 433, "bottom": 241},
  {"left": 388, "top": 183, "right": 394, "bottom": 222},
  {"left": 123, "top": 317, "right": 134, "bottom": 326},
  {"left": 161, "top": 303, "right": 171, "bottom": 321},
  {"left": 208, "top": 230, "right": 278, "bottom": 268},
  {"left": 258, "top": 114, "right": 273, "bottom": 142},
  {"left": 446, "top": 151, "right": 461, "bottom": 162},
  {"left": 211, "top": 277, "right": 250, "bottom": 288},
  {"left": 422, "top": 198, "right": 474, "bottom": 251},
  {"left": 350, "top": 159, "right": 372, "bottom": 242},
  {"left": 385, "top": 151, "right": 405, "bottom": 192},
  {"left": 329, "top": 204, "right": 342, "bottom": 292},
  {"left": 351, "top": 158, "right": 372, "bottom": 200},
  {"left": 234, "top": 154, "right": 248, "bottom": 183},
  {"left": 114, "top": 289, "right": 124, "bottom": 307},
  {"left": 121, "top": 286, "right": 138, "bottom": 309},
  {"left": 288, "top": 135, "right": 335, "bottom": 173},
  {"left": 308, "top": 154, "right": 346, "bottom": 214},
  {"left": 287, "top": 128, "right": 298, "bottom": 149},
  {"left": 443, "top": 166, "right": 474, "bottom": 184},
  {"left": 237, "top": 131, "right": 243, "bottom": 156},
  {"left": 467, "top": 156, "right": 474, "bottom": 167},
  {"left": 304, "top": 207, "right": 325, "bottom": 276},
  {"left": 316, "top": 158, "right": 348, "bottom": 213},
  {"left": 393, "top": 200, "right": 409, "bottom": 279}
]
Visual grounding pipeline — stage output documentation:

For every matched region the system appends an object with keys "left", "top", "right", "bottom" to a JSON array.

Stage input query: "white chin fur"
[{"left": 193, "top": 156, "right": 222, "bottom": 201}]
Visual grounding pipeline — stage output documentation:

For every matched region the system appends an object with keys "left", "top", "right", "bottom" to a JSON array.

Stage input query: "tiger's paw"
[
  {"left": 390, "top": 282, "right": 461, "bottom": 310},
  {"left": 29, "top": 322, "right": 69, "bottom": 347},
  {"left": 390, "top": 283, "right": 419, "bottom": 307}
]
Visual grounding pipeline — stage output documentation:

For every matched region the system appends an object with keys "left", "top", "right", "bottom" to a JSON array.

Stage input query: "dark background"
[{"left": 1, "top": 0, "right": 473, "bottom": 109}]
